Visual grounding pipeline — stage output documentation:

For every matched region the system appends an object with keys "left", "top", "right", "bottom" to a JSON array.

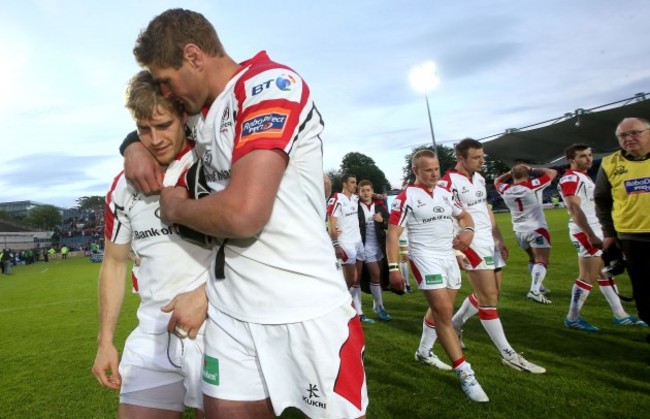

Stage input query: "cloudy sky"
[{"left": 2, "top": 0, "right": 649, "bottom": 208}]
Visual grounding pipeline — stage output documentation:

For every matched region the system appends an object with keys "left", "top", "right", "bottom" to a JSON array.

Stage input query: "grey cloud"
[{"left": 0, "top": 153, "right": 111, "bottom": 186}]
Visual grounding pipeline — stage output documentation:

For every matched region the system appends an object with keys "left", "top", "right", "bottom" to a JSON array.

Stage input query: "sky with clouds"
[{"left": 2, "top": 0, "right": 649, "bottom": 208}]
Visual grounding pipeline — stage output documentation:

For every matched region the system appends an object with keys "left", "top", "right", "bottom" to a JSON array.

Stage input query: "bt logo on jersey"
[
  {"left": 252, "top": 79, "right": 274, "bottom": 96},
  {"left": 275, "top": 74, "right": 296, "bottom": 91},
  {"left": 252, "top": 74, "right": 297, "bottom": 95}
]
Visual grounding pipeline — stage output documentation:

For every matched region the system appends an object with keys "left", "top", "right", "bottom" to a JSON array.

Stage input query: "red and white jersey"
[
  {"left": 196, "top": 51, "right": 349, "bottom": 324},
  {"left": 388, "top": 184, "right": 464, "bottom": 259},
  {"left": 438, "top": 170, "right": 492, "bottom": 243},
  {"left": 327, "top": 193, "right": 361, "bottom": 244},
  {"left": 558, "top": 169, "right": 600, "bottom": 231},
  {"left": 104, "top": 148, "right": 215, "bottom": 333},
  {"left": 496, "top": 175, "right": 551, "bottom": 232}
]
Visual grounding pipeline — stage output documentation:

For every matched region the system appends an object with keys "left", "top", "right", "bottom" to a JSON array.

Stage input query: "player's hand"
[
  {"left": 124, "top": 141, "right": 163, "bottom": 194},
  {"left": 455, "top": 252, "right": 469, "bottom": 271},
  {"left": 603, "top": 237, "right": 618, "bottom": 251},
  {"left": 496, "top": 240, "right": 509, "bottom": 261},
  {"left": 372, "top": 213, "right": 383, "bottom": 222},
  {"left": 334, "top": 245, "right": 347, "bottom": 261},
  {"left": 159, "top": 186, "right": 189, "bottom": 225},
  {"left": 388, "top": 270, "right": 405, "bottom": 295},
  {"left": 587, "top": 234, "right": 603, "bottom": 249},
  {"left": 162, "top": 284, "right": 207, "bottom": 340},
  {"left": 92, "top": 343, "right": 122, "bottom": 390},
  {"left": 452, "top": 230, "right": 473, "bottom": 252}
]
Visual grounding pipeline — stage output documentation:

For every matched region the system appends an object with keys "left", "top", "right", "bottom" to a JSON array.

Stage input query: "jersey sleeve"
[
  {"left": 559, "top": 173, "right": 579, "bottom": 197},
  {"left": 162, "top": 145, "right": 197, "bottom": 187},
  {"left": 437, "top": 172, "right": 452, "bottom": 193},
  {"left": 327, "top": 193, "right": 342, "bottom": 217},
  {"left": 495, "top": 182, "right": 509, "bottom": 196},
  {"left": 529, "top": 174, "right": 552, "bottom": 191},
  {"left": 388, "top": 190, "right": 408, "bottom": 226},
  {"left": 448, "top": 191, "right": 465, "bottom": 218},
  {"left": 232, "top": 66, "right": 311, "bottom": 164},
  {"left": 104, "top": 172, "right": 133, "bottom": 245}
]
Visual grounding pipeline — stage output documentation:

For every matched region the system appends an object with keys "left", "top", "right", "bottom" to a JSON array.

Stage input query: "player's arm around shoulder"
[
  {"left": 122, "top": 132, "right": 163, "bottom": 195},
  {"left": 93, "top": 240, "right": 131, "bottom": 390},
  {"left": 161, "top": 148, "right": 289, "bottom": 239}
]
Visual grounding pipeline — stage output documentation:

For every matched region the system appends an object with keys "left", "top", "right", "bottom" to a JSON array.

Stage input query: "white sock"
[
  {"left": 350, "top": 286, "right": 363, "bottom": 316},
  {"left": 418, "top": 317, "right": 437, "bottom": 355},
  {"left": 400, "top": 261, "right": 410, "bottom": 286},
  {"left": 567, "top": 279, "right": 591, "bottom": 320},
  {"left": 478, "top": 306, "right": 516, "bottom": 359},
  {"left": 454, "top": 359, "right": 471, "bottom": 373},
  {"left": 530, "top": 263, "right": 547, "bottom": 294},
  {"left": 370, "top": 283, "right": 384, "bottom": 310},
  {"left": 598, "top": 277, "right": 627, "bottom": 318},
  {"left": 452, "top": 294, "right": 479, "bottom": 330}
]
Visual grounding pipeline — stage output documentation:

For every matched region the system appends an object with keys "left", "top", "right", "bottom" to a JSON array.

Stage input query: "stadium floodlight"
[{"left": 409, "top": 61, "right": 440, "bottom": 150}]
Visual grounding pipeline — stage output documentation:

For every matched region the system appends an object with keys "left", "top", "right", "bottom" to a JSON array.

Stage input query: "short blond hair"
[
  {"left": 125, "top": 70, "right": 184, "bottom": 121},
  {"left": 412, "top": 149, "right": 437, "bottom": 169}
]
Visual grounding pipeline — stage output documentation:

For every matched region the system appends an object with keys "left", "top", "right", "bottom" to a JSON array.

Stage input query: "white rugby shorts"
[
  {"left": 515, "top": 228, "right": 551, "bottom": 250},
  {"left": 338, "top": 240, "right": 365, "bottom": 265},
  {"left": 201, "top": 304, "right": 368, "bottom": 418},
  {"left": 569, "top": 225, "right": 603, "bottom": 258},
  {"left": 409, "top": 254, "right": 462, "bottom": 290},
  {"left": 362, "top": 239, "right": 384, "bottom": 263},
  {"left": 119, "top": 327, "right": 204, "bottom": 411},
  {"left": 462, "top": 241, "right": 504, "bottom": 271}
]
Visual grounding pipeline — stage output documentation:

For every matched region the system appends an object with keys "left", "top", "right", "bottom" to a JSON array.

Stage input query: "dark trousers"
[{"left": 620, "top": 239, "right": 650, "bottom": 326}]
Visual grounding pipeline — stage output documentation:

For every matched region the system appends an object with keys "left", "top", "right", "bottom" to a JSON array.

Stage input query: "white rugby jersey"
[
  {"left": 495, "top": 174, "right": 551, "bottom": 232},
  {"left": 388, "top": 184, "right": 463, "bottom": 259},
  {"left": 196, "top": 51, "right": 350, "bottom": 324},
  {"left": 558, "top": 169, "right": 600, "bottom": 230},
  {"left": 104, "top": 146, "right": 214, "bottom": 333},
  {"left": 359, "top": 201, "right": 378, "bottom": 246},
  {"left": 327, "top": 193, "right": 362, "bottom": 244},
  {"left": 439, "top": 170, "right": 492, "bottom": 241}
]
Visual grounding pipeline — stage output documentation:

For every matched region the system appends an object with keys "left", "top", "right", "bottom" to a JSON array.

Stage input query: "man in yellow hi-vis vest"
[{"left": 595, "top": 117, "right": 650, "bottom": 342}]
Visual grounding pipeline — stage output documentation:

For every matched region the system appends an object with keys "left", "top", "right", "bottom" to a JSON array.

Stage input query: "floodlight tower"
[{"left": 409, "top": 60, "right": 440, "bottom": 150}]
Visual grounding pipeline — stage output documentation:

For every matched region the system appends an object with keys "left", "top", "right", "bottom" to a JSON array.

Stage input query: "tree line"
[
  {"left": 2, "top": 144, "right": 510, "bottom": 229},
  {"left": 327, "top": 143, "right": 509, "bottom": 195}
]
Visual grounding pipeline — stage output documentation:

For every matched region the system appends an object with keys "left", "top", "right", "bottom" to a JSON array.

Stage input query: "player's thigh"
[
  {"left": 531, "top": 246, "right": 550, "bottom": 263},
  {"left": 423, "top": 289, "right": 454, "bottom": 318},
  {"left": 365, "top": 260, "right": 382, "bottom": 281},
  {"left": 119, "top": 329, "right": 198, "bottom": 409},
  {"left": 467, "top": 269, "right": 498, "bottom": 304},
  {"left": 202, "top": 397, "right": 273, "bottom": 419},
  {"left": 120, "top": 381, "right": 187, "bottom": 416},
  {"left": 119, "top": 403, "right": 185, "bottom": 419},
  {"left": 578, "top": 256, "right": 602, "bottom": 283}
]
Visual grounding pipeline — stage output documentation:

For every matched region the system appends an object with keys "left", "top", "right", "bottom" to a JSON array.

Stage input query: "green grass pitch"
[{"left": 1, "top": 208, "right": 648, "bottom": 418}]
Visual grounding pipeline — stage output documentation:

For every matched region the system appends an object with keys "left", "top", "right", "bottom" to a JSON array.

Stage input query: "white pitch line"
[{"left": 0, "top": 298, "right": 93, "bottom": 313}]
